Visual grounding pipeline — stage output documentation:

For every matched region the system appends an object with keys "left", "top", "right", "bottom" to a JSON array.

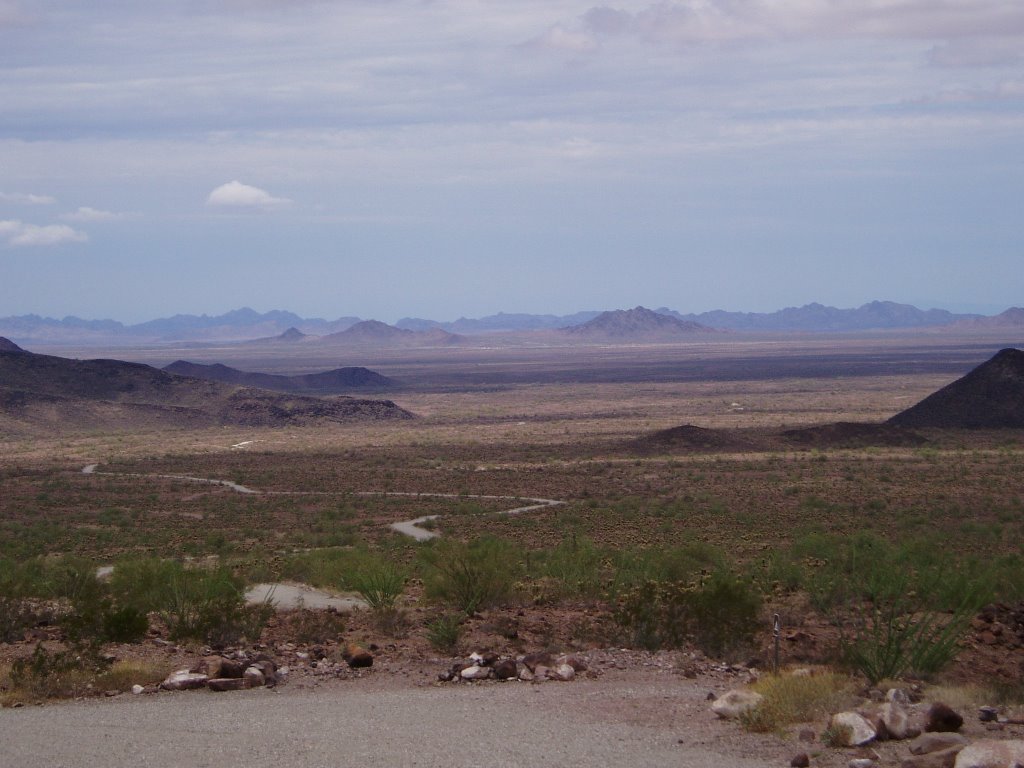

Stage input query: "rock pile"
[
  {"left": 438, "top": 651, "right": 588, "bottom": 683},
  {"left": 159, "top": 652, "right": 280, "bottom": 693}
]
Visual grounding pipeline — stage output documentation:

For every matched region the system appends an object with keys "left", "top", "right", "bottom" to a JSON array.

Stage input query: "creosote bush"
[
  {"left": 615, "top": 570, "right": 761, "bottom": 658},
  {"left": 421, "top": 537, "right": 522, "bottom": 614}
]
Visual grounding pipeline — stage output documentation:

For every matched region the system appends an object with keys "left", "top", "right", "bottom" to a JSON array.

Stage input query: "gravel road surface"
[{"left": 1, "top": 674, "right": 782, "bottom": 768}]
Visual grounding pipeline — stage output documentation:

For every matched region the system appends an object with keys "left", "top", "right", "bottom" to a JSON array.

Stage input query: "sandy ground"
[{"left": 0, "top": 669, "right": 803, "bottom": 768}]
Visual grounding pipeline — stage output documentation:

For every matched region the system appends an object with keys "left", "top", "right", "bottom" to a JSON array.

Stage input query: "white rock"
[
  {"left": 460, "top": 665, "right": 490, "bottom": 681},
  {"left": 160, "top": 670, "right": 209, "bottom": 691},
  {"left": 954, "top": 740, "right": 1024, "bottom": 768},
  {"left": 131, "top": 684, "right": 145, "bottom": 695},
  {"left": 552, "top": 663, "right": 576, "bottom": 682},
  {"left": 469, "top": 652, "right": 485, "bottom": 664},
  {"left": 711, "top": 689, "right": 764, "bottom": 720},
  {"left": 243, "top": 667, "right": 266, "bottom": 687},
  {"left": 881, "top": 700, "right": 910, "bottom": 740},
  {"left": 829, "top": 711, "right": 877, "bottom": 747}
]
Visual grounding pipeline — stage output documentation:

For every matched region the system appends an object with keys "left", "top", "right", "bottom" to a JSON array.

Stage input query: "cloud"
[
  {"left": 206, "top": 180, "right": 291, "bottom": 210},
  {"left": 61, "top": 206, "right": 129, "bottom": 222},
  {"left": 529, "top": 1, "right": 1024, "bottom": 51},
  {"left": 0, "top": 219, "right": 88, "bottom": 247},
  {"left": 0, "top": 191, "right": 56, "bottom": 205}
]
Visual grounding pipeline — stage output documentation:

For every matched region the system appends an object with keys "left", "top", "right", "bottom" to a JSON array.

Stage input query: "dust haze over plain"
[{"left": 1, "top": 1, "right": 1022, "bottom": 323}]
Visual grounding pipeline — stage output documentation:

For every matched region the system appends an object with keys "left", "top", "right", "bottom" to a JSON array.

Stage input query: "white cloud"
[
  {"left": 206, "top": 180, "right": 291, "bottom": 210},
  {"left": 0, "top": 191, "right": 56, "bottom": 205},
  {"left": 0, "top": 219, "right": 88, "bottom": 247},
  {"left": 61, "top": 206, "right": 129, "bottom": 222}
]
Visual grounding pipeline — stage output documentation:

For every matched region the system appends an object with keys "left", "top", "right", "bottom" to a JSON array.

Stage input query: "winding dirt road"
[{"left": 81, "top": 464, "right": 564, "bottom": 541}]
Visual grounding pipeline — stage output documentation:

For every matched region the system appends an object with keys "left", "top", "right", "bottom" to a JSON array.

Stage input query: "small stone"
[
  {"left": 518, "top": 667, "right": 535, "bottom": 682},
  {"left": 243, "top": 667, "right": 265, "bottom": 687},
  {"left": 887, "top": 688, "right": 912, "bottom": 706},
  {"left": 711, "top": 689, "right": 764, "bottom": 720},
  {"left": 131, "top": 684, "right": 145, "bottom": 695},
  {"left": 926, "top": 703, "right": 964, "bottom": 733},
  {"left": 978, "top": 706, "right": 998, "bottom": 723},
  {"left": 790, "top": 753, "right": 810, "bottom": 767},
  {"left": 848, "top": 760, "right": 875, "bottom": 768}
]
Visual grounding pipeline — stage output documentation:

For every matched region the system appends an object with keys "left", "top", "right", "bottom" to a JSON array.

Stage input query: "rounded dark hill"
[
  {"left": 277, "top": 326, "right": 307, "bottom": 341},
  {"left": 0, "top": 337, "right": 25, "bottom": 352},
  {"left": 887, "top": 348, "right": 1024, "bottom": 429},
  {"left": 163, "top": 360, "right": 396, "bottom": 393},
  {"left": 631, "top": 424, "right": 760, "bottom": 454},
  {"left": 564, "top": 306, "right": 716, "bottom": 340}
]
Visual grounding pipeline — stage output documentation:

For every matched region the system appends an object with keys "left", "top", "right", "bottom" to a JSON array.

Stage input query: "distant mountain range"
[
  {"left": 563, "top": 306, "right": 717, "bottom": 339},
  {"left": 2, "top": 301, "right": 1021, "bottom": 346}
]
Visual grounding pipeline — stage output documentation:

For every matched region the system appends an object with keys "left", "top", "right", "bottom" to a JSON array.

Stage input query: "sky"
[{"left": 1, "top": 0, "right": 1022, "bottom": 323}]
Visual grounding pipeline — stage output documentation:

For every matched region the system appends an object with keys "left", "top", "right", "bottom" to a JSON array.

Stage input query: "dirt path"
[
  {"left": 81, "top": 464, "right": 565, "bottom": 541},
  {"left": 0, "top": 671, "right": 788, "bottom": 768}
]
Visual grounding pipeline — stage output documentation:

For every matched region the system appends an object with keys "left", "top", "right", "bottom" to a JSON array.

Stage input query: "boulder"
[
  {"left": 342, "top": 644, "right": 374, "bottom": 669},
  {"left": 882, "top": 700, "right": 912, "bottom": 740},
  {"left": 208, "top": 677, "right": 250, "bottom": 692},
  {"left": 790, "top": 753, "right": 810, "bottom": 767},
  {"left": 160, "top": 670, "right": 209, "bottom": 691},
  {"left": 243, "top": 667, "right": 266, "bottom": 688},
  {"left": 911, "top": 734, "right": 970, "bottom": 756},
  {"left": 711, "top": 689, "right": 764, "bottom": 720},
  {"left": 460, "top": 665, "right": 491, "bottom": 681},
  {"left": 953, "top": 740, "right": 1024, "bottom": 768},
  {"left": 518, "top": 667, "right": 535, "bottom": 682},
  {"left": 829, "top": 712, "right": 877, "bottom": 747},
  {"left": 522, "top": 652, "right": 554, "bottom": 672},
  {"left": 927, "top": 703, "right": 964, "bottom": 733},
  {"left": 493, "top": 659, "right": 518, "bottom": 680},
  {"left": 552, "top": 663, "right": 576, "bottom": 682},
  {"left": 901, "top": 746, "right": 967, "bottom": 768},
  {"left": 559, "top": 655, "right": 588, "bottom": 673}
]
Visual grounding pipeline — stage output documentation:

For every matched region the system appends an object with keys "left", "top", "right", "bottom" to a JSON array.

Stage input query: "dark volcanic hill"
[
  {"left": 887, "top": 348, "right": 1024, "bottom": 429},
  {"left": 323, "top": 320, "right": 464, "bottom": 347},
  {"left": 564, "top": 306, "right": 716, "bottom": 339},
  {"left": 163, "top": 360, "right": 395, "bottom": 393},
  {"left": 0, "top": 347, "right": 412, "bottom": 435},
  {"left": 0, "top": 337, "right": 24, "bottom": 352}
]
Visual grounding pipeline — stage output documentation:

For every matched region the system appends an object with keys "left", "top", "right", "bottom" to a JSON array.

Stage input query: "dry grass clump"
[
  {"left": 741, "top": 669, "right": 856, "bottom": 733},
  {"left": 93, "top": 659, "right": 171, "bottom": 692}
]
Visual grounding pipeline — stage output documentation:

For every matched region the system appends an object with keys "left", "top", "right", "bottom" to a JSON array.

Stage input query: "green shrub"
[
  {"left": 421, "top": 537, "right": 522, "bottom": 614},
  {"left": 426, "top": 613, "right": 463, "bottom": 653},
  {"left": 615, "top": 571, "right": 761, "bottom": 658},
  {"left": 348, "top": 561, "right": 405, "bottom": 611},
  {"left": 101, "top": 606, "right": 150, "bottom": 643}
]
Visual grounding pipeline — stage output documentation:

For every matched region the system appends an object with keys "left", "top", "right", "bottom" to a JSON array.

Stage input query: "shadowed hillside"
[
  {"left": 887, "top": 348, "right": 1024, "bottom": 429},
  {"left": 0, "top": 347, "right": 412, "bottom": 435},
  {"left": 163, "top": 360, "right": 396, "bottom": 393}
]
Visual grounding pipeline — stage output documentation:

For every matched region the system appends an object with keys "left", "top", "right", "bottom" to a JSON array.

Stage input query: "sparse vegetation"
[{"left": 741, "top": 671, "right": 855, "bottom": 732}]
